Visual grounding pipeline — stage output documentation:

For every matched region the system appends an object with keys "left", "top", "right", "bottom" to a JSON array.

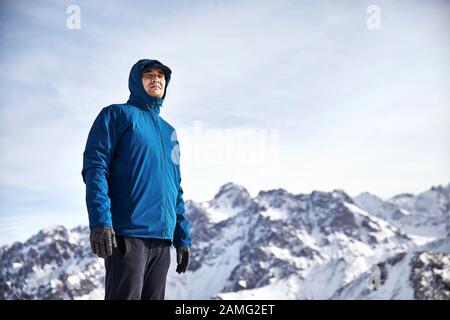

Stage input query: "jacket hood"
[{"left": 127, "top": 59, "right": 172, "bottom": 114}]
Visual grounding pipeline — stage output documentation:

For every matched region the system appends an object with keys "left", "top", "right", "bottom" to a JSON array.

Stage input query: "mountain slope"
[{"left": 1, "top": 182, "right": 449, "bottom": 299}]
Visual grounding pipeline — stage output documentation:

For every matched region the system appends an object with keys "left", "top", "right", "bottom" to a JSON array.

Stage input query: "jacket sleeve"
[
  {"left": 172, "top": 136, "right": 192, "bottom": 248},
  {"left": 174, "top": 180, "right": 192, "bottom": 248},
  {"left": 81, "top": 107, "right": 118, "bottom": 230}
]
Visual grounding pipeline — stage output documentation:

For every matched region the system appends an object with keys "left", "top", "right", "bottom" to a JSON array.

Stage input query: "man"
[{"left": 81, "top": 59, "right": 191, "bottom": 300}]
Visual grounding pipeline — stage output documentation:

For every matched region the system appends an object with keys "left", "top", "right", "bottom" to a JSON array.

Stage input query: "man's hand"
[
  {"left": 176, "top": 247, "right": 190, "bottom": 274},
  {"left": 90, "top": 227, "right": 117, "bottom": 258}
]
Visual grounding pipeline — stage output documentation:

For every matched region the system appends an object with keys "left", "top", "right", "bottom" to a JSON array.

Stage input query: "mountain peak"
[
  {"left": 211, "top": 182, "right": 252, "bottom": 207},
  {"left": 310, "top": 189, "right": 353, "bottom": 204},
  {"left": 353, "top": 191, "right": 385, "bottom": 208},
  {"left": 256, "top": 188, "right": 289, "bottom": 198},
  {"left": 389, "top": 193, "right": 415, "bottom": 202},
  {"left": 354, "top": 191, "right": 378, "bottom": 198},
  {"left": 205, "top": 182, "right": 254, "bottom": 223},
  {"left": 213, "top": 182, "right": 250, "bottom": 199},
  {"left": 430, "top": 184, "right": 450, "bottom": 193},
  {"left": 331, "top": 189, "right": 354, "bottom": 203}
]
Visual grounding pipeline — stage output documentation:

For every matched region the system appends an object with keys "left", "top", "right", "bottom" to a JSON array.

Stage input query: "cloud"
[{"left": 0, "top": 0, "right": 449, "bottom": 244}]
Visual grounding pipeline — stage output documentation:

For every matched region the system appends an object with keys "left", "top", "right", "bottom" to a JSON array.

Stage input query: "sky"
[{"left": 0, "top": 0, "right": 449, "bottom": 245}]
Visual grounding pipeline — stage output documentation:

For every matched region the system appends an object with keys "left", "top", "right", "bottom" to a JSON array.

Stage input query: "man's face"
[{"left": 141, "top": 67, "right": 166, "bottom": 98}]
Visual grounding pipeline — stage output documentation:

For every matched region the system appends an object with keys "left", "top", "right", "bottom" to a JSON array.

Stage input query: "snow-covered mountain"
[
  {"left": 1, "top": 182, "right": 449, "bottom": 300},
  {"left": 354, "top": 184, "right": 450, "bottom": 239}
]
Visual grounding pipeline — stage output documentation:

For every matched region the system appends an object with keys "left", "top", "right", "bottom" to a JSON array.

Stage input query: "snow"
[
  {"left": 434, "top": 268, "right": 450, "bottom": 283},
  {"left": 345, "top": 202, "right": 397, "bottom": 240},
  {"left": 202, "top": 201, "right": 242, "bottom": 223},
  {"left": 388, "top": 194, "right": 415, "bottom": 209},
  {"left": 204, "top": 205, "right": 236, "bottom": 223},
  {"left": 353, "top": 191, "right": 448, "bottom": 239},
  {"left": 75, "top": 287, "right": 104, "bottom": 300},
  {"left": 375, "top": 254, "right": 414, "bottom": 299},
  {"left": 167, "top": 213, "right": 254, "bottom": 299},
  {"left": 67, "top": 231, "right": 81, "bottom": 245},
  {"left": 353, "top": 192, "right": 389, "bottom": 216},
  {"left": 333, "top": 253, "right": 415, "bottom": 299},
  {"left": 301, "top": 259, "right": 348, "bottom": 299},
  {"left": 203, "top": 182, "right": 253, "bottom": 223},
  {"left": 399, "top": 208, "right": 410, "bottom": 216},
  {"left": 408, "top": 234, "right": 437, "bottom": 246},
  {"left": 67, "top": 274, "right": 81, "bottom": 290},
  {"left": 2, "top": 182, "right": 449, "bottom": 300},
  {"left": 326, "top": 232, "right": 374, "bottom": 259},
  {"left": 263, "top": 245, "right": 309, "bottom": 269},
  {"left": 218, "top": 274, "right": 300, "bottom": 300},
  {"left": 296, "top": 230, "right": 323, "bottom": 255},
  {"left": 260, "top": 208, "right": 286, "bottom": 220}
]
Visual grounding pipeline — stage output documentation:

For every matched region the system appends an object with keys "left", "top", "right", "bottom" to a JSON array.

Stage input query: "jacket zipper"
[{"left": 148, "top": 104, "right": 168, "bottom": 239}]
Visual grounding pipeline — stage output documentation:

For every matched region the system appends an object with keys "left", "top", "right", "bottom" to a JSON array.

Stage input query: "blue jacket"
[{"left": 82, "top": 59, "right": 191, "bottom": 248}]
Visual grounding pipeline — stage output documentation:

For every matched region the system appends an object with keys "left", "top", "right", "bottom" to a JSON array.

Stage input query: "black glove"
[
  {"left": 90, "top": 227, "right": 117, "bottom": 258},
  {"left": 176, "top": 247, "right": 190, "bottom": 274}
]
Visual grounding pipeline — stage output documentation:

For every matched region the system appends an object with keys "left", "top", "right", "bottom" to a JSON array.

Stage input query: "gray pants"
[{"left": 104, "top": 236, "right": 171, "bottom": 300}]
